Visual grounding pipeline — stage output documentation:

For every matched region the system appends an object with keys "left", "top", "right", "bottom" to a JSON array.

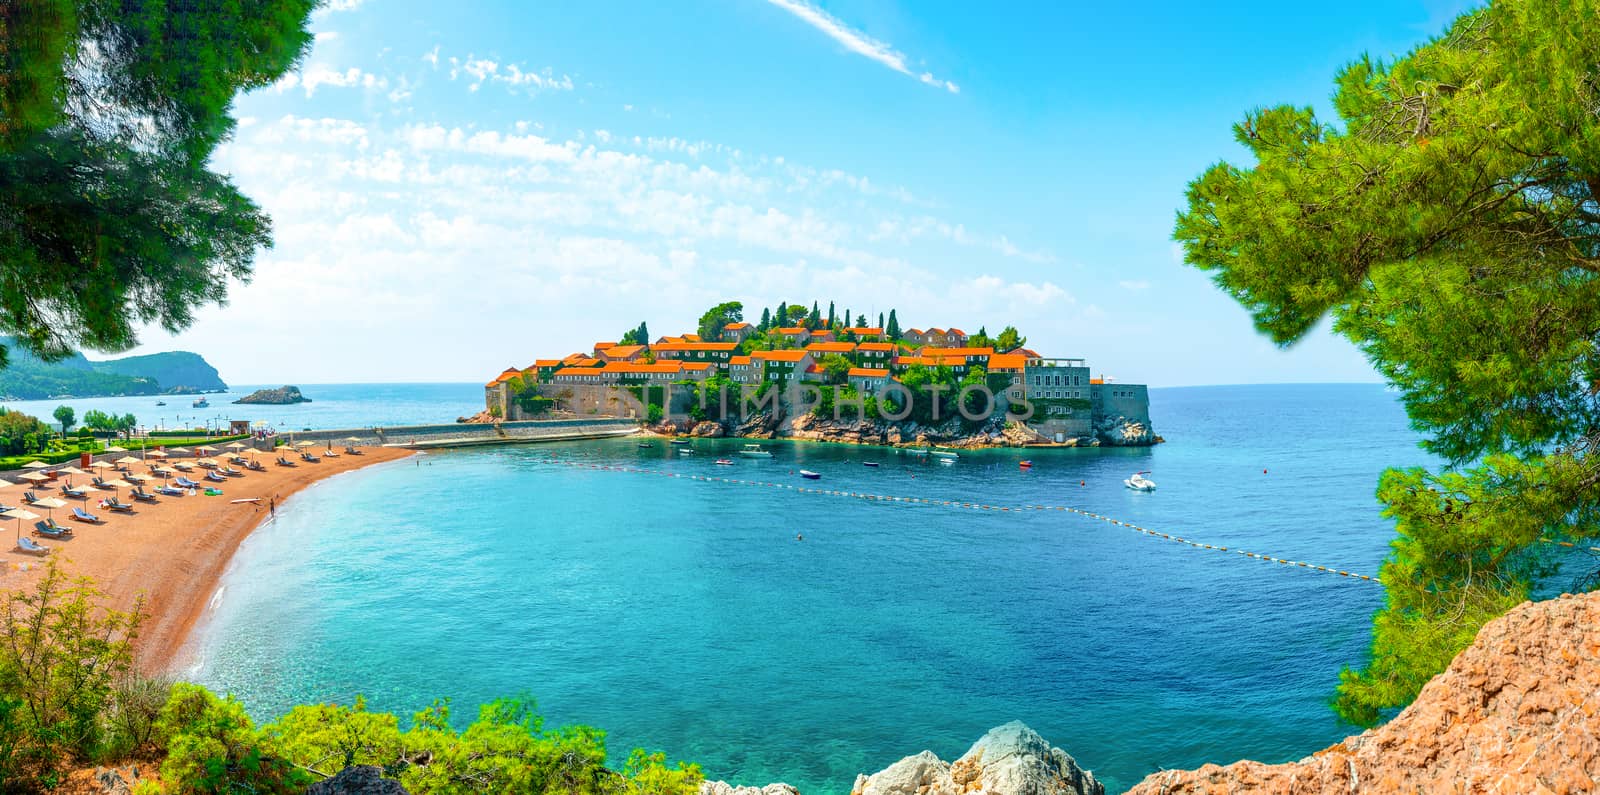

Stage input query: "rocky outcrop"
[
  {"left": 703, "top": 723, "right": 1101, "bottom": 795},
  {"left": 690, "top": 420, "right": 726, "bottom": 437},
  {"left": 1094, "top": 415, "right": 1154, "bottom": 446},
  {"left": 307, "top": 766, "right": 410, "bottom": 794},
  {"left": 232, "top": 385, "right": 311, "bottom": 405},
  {"left": 1126, "top": 591, "right": 1600, "bottom": 794},
  {"left": 850, "top": 722, "right": 1103, "bottom": 795}
]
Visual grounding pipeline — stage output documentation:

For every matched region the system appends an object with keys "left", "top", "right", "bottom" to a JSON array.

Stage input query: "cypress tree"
[
  {"left": 760, "top": 307, "right": 771, "bottom": 330},
  {"left": 886, "top": 310, "right": 901, "bottom": 340}
]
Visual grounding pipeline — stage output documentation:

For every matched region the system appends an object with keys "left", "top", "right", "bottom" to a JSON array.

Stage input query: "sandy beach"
[{"left": 0, "top": 445, "right": 415, "bottom": 671}]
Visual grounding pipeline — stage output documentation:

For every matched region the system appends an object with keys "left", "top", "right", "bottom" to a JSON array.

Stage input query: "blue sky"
[{"left": 120, "top": 0, "right": 1477, "bottom": 385}]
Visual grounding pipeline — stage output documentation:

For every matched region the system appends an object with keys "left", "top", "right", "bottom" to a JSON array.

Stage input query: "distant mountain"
[{"left": 0, "top": 338, "right": 227, "bottom": 400}]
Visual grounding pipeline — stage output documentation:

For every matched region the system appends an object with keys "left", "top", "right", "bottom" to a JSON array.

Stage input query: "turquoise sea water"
[
  {"left": 189, "top": 383, "right": 1428, "bottom": 793},
  {"left": 0, "top": 383, "right": 483, "bottom": 432}
]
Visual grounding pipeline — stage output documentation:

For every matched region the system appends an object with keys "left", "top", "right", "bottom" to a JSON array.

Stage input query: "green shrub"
[{"left": 143, "top": 684, "right": 302, "bottom": 795}]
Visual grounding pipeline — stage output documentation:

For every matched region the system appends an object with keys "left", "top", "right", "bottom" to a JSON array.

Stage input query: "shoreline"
[{"left": 0, "top": 445, "right": 415, "bottom": 672}]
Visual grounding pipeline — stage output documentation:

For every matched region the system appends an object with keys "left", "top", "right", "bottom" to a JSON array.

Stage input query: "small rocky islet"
[{"left": 232, "top": 385, "right": 312, "bottom": 405}]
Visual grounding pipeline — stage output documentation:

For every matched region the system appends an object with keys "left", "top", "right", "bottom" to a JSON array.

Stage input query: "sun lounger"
[
  {"left": 220, "top": 466, "right": 244, "bottom": 477},
  {"left": 247, "top": 460, "right": 267, "bottom": 472},
  {"left": 174, "top": 476, "right": 201, "bottom": 489},
  {"left": 22, "top": 491, "right": 40, "bottom": 504},
  {"left": 131, "top": 487, "right": 158, "bottom": 503},
  {"left": 300, "top": 452, "right": 321, "bottom": 463},
  {"left": 173, "top": 462, "right": 195, "bottom": 472},
  {"left": 34, "top": 520, "right": 72, "bottom": 538},
  {"left": 156, "top": 485, "right": 185, "bottom": 497},
  {"left": 322, "top": 449, "right": 340, "bottom": 458},
  {"left": 91, "top": 476, "right": 107, "bottom": 487},
  {"left": 205, "top": 471, "right": 226, "bottom": 483},
  {"left": 106, "top": 498, "right": 134, "bottom": 513},
  {"left": 71, "top": 507, "right": 101, "bottom": 523},
  {"left": 15, "top": 536, "right": 48, "bottom": 555},
  {"left": 344, "top": 446, "right": 363, "bottom": 455},
  {"left": 61, "top": 484, "right": 87, "bottom": 499},
  {"left": 276, "top": 456, "right": 296, "bottom": 467}
]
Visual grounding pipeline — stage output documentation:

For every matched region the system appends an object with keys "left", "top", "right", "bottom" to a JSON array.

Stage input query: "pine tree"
[
  {"left": 810, "top": 301, "right": 820, "bottom": 329},
  {"left": 886, "top": 310, "right": 901, "bottom": 340},
  {"left": 760, "top": 307, "right": 771, "bottom": 330},
  {"left": 857, "top": 313, "right": 867, "bottom": 328},
  {"left": 826, "top": 301, "right": 835, "bottom": 329},
  {"left": 776, "top": 302, "right": 788, "bottom": 329}
]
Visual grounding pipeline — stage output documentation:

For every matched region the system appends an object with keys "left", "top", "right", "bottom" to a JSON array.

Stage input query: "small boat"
[
  {"left": 669, "top": 439, "right": 691, "bottom": 446},
  {"left": 155, "top": 400, "right": 167, "bottom": 406},
  {"left": 715, "top": 459, "right": 734, "bottom": 466},
  {"left": 863, "top": 461, "right": 880, "bottom": 468},
  {"left": 192, "top": 397, "right": 209, "bottom": 408},
  {"left": 1125, "top": 471, "right": 1157, "bottom": 491},
  {"left": 930, "top": 450, "right": 959, "bottom": 460},
  {"left": 1019, "top": 460, "right": 1033, "bottom": 470},
  {"left": 638, "top": 442, "right": 655, "bottom": 449},
  {"left": 739, "top": 444, "right": 773, "bottom": 458},
  {"left": 677, "top": 448, "right": 693, "bottom": 456},
  {"left": 799, "top": 470, "right": 821, "bottom": 480},
  {"left": 938, "top": 457, "right": 955, "bottom": 465}
]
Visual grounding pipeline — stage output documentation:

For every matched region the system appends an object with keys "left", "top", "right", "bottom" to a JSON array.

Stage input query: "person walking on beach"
[{"left": 269, "top": 495, "right": 277, "bottom": 518}]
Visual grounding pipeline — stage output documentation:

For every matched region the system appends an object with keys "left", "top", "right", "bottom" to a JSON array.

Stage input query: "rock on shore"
[
  {"left": 701, "top": 722, "right": 1102, "bottom": 795},
  {"left": 232, "top": 384, "right": 311, "bottom": 404},
  {"left": 1126, "top": 591, "right": 1600, "bottom": 794}
]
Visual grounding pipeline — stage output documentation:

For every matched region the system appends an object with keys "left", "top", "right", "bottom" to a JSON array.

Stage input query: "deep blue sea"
[{"left": 187, "top": 383, "right": 1428, "bottom": 794}]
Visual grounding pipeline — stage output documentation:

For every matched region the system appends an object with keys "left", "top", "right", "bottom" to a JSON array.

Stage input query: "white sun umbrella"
[
  {"left": 22, "top": 461, "right": 48, "bottom": 469},
  {"left": 29, "top": 497, "right": 66, "bottom": 523},
  {"left": 116, "top": 456, "right": 141, "bottom": 466},
  {"left": 57, "top": 466, "right": 87, "bottom": 476},
  {"left": 225, "top": 442, "right": 249, "bottom": 450},
  {"left": 101, "top": 479, "right": 131, "bottom": 498},
  {"left": 89, "top": 460, "right": 114, "bottom": 470},
  {"left": 295, "top": 440, "right": 317, "bottom": 448},
  {"left": 18, "top": 472, "right": 48, "bottom": 483},
  {"left": 0, "top": 478, "right": 13, "bottom": 489},
  {"left": 197, "top": 445, "right": 218, "bottom": 453},
  {"left": 169, "top": 447, "right": 191, "bottom": 455},
  {"left": 3, "top": 508, "right": 40, "bottom": 542},
  {"left": 145, "top": 450, "right": 168, "bottom": 459},
  {"left": 124, "top": 473, "right": 149, "bottom": 483},
  {"left": 105, "top": 446, "right": 128, "bottom": 453}
]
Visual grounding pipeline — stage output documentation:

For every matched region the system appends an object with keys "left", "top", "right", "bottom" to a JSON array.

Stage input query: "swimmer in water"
[{"left": 796, "top": 533, "right": 804, "bottom": 542}]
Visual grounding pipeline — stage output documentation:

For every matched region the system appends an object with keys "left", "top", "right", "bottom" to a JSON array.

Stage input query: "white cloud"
[
  {"left": 423, "top": 45, "right": 440, "bottom": 69},
  {"left": 275, "top": 65, "right": 388, "bottom": 97},
  {"left": 445, "top": 53, "right": 575, "bottom": 95},
  {"left": 765, "top": 0, "right": 959, "bottom": 94}
]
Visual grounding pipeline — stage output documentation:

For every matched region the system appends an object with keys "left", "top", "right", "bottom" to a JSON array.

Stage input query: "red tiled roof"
[
  {"left": 856, "top": 342, "right": 896, "bottom": 352},
  {"left": 752, "top": 349, "right": 809, "bottom": 362},
  {"left": 775, "top": 326, "right": 808, "bottom": 334},
  {"left": 988, "top": 353, "right": 1027, "bottom": 371},
  {"left": 730, "top": 355, "right": 752, "bottom": 365},
  {"left": 805, "top": 341, "right": 857, "bottom": 354},
  {"left": 653, "top": 341, "right": 738, "bottom": 352},
  {"left": 921, "top": 347, "right": 995, "bottom": 358},
  {"left": 600, "top": 345, "right": 646, "bottom": 358},
  {"left": 847, "top": 367, "right": 889, "bottom": 377},
  {"left": 724, "top": 322, "right": 752, "bottom": 330},
  {"left": 842, "top": 326, "right": 883, "bottom": 335}
]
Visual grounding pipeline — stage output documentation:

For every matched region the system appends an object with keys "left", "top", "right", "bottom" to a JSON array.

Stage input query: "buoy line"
[{"left": 537, "top": 456, "right": 1385, "bottom": 585}]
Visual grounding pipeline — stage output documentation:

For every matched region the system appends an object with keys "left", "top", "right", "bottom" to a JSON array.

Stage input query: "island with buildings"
[{"left": 476, "top": 303, "right": 1155, "bottom": 448}]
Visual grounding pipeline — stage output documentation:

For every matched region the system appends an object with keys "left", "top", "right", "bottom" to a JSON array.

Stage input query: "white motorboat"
[
  {"left": 739, "top": 444, "right": 773, "bottom": 458},
  {"left": 930, "top": 450, "right": 959, "bottom": 460},
  {"left": 1124, "top": 471, "right": 1157, "bottom": 491}
]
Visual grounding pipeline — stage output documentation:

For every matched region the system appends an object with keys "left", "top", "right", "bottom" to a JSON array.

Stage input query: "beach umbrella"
[
  {"left": 295, "top": 440, "right": 317, "bottom": 448},
  {"left": 116, "top": 456, "right": 141, "bottom": 465},
  {"left": 197, "top": 445, "right": 218, "bottom": 453},
  {"left": 0, "top": 478, "right": 13, "bottom": 489},
  {"left": 345, "top": 437, "right": 363, "bottom": 443},
  {"left": 105, "top": 446, "right": 128, "bottom": 453},
  {"left": 169, "top": 447, "right": 191, "bottom": 455},
  {"left": 89, "top": 461, "right": 113, "bottom": 470},
  {"left": 57, "top": 466, "right": 87, "bottom": 476},
  {"left": 18, "top": 472, "right": 48, "bottom": 483},
  {"left": 29, "top": 497, "right": 66, "bottom": 523},
  {"left": 145, "top": 450, "right": 168, "bottom": 459},
  {"left": 22, "top": 461, "right": 48, "bottom": 469},
  {"left": 2, "top": 508, "right": 39, "bottom": 543},
  {"left": 225, "top": 442, "right": 248, "bottom": 450}
]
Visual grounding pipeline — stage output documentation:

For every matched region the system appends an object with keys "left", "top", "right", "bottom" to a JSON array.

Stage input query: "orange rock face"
[{"left": 1126, "top": 592, "right": 1600, "bottom": 794}]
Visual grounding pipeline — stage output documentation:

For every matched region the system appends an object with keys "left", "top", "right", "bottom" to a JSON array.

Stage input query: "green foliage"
[
  {"left": 695, "top": 302, "right": 743, "bottom": 342},
  {"left": 0, "top": 408, "right": 51, "bottom": 456},
  {"left": 147, "top": 684, "right": 301, "bottom": 795},
  {"left": 895, "top": 364, "right": 959, "bottom": 424},
  {"left": 758, "top": 308, "right": 771, "bottom": 330},
  {"left": 0, "top": 1, "right": 316, "bottom": 368},
  {"left": 885, "top": 310, "right": 901, "bottom": 340},
  {"left": 994, "top": 326, "right": 1026, "bottom": 353},
  {"left": 0, "top": 560, "right": 144, "bottom": 787},
  {"left": 51, "top": 404, "right": 73, "bottom": 432},
  {"left": 646, "top": 404, "right": 664, "bottom": 424},
  {"left": 619, "top": 322, "right": 650, "bottom": 347},
  {"left": 1175, "top": 0, "right": 1600, "bottom": 725},
  {"left": 818, "top": 354, "right": 852, "bottom": 385}
]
